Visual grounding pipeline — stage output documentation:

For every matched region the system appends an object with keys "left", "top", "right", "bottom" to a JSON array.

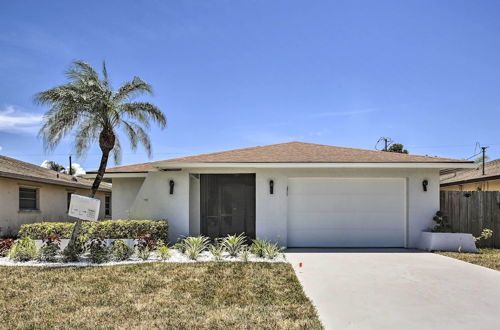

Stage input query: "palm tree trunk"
[{"left": 67, "top": 149, "right": 110, "bottom": 249}]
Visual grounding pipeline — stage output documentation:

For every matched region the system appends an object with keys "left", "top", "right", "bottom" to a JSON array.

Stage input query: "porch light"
[
  {"left": 269, "top": 180, "right": 274, "bottom": 194},
  {"left": 169, "top": 180, "right": 175, "bottom": 194},
  {"left": 422, "top": 179, "right": 428, "bottom": 192}
]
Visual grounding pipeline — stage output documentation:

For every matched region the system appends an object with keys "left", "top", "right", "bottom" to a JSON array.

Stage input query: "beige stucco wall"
[
  {"left": 0, "top": 177, "right": 110, "bottom": 236},
  {"left": 441, "top": 179, "right": 500, "bottom": 191}
]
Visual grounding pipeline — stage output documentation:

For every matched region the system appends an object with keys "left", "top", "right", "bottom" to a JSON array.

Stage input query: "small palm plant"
[
  {"left": 208, "top": 239, "right": 225, "bottom": 261},
  {"left": 262, "top": 241, "right": 285, "bottom": 260},
  {"left": 250, "top": 238, "right": 268, "bottom": 258},
  {"left": 221, "top": 233, "right": 247, "bottom": 257},
  {"left": 183, "top": 236, "right": 210, "bottom": 260},
  {"left": 240, "top": 246, "right": 251, "bottom": 262}
]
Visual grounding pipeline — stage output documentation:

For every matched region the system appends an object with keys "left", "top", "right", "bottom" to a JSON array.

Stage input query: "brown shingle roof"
[
  {"left": 156, "top": 142, "right": 470, "bottom": 164},
  {"left": 94, "top": 142, "right": 471, "bottom": 173},
  {"left": 0, "top": 155, "right": 111, "bottom": 192},
  {"left": 441, "top": 159, "right": 500, "bottom": 186},
  {"left": 87, "top": 161, "right": 157, "bottom": 174}
]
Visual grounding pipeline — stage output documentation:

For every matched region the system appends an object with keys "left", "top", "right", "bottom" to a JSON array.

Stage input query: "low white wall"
[{"left": 112, "top": 167, "right": 440, "bottom": 247}]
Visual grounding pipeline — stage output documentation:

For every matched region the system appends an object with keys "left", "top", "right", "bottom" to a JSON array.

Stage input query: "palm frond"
[
  {"left": 112, "top": 77, "right": 153, "bottom": 102},
  {"left": 101, "top": 61, "right": 110, "bottom": 89},
  {"left": 119, "top": 102, "right": 166, "bottom": 128},
  {"left": 74, "top": 119, "right": 101, "bottom": 158}
]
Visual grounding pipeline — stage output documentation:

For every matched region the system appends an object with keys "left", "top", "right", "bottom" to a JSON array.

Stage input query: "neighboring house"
[
  {"left": 441, "top": 159, "right": 500, "bottom": 191},
  {"left": 0, "top": 155, "right": 111, "bottom": 236},
  {"left": 85, "top": 142, "right": 472, "bottom": 248}
]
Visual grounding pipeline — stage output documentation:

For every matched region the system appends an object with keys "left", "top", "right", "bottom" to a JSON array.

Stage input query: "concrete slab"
[{"left": 286, "top": 248, "right": 500, "bottom": 330}]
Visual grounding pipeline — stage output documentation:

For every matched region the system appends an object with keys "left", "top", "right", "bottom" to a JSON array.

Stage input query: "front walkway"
[{"left": 285, "top": 248, "right": 500, "bottom": 330}]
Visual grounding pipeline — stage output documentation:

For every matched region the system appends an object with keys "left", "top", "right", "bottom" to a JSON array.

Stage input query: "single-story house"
[
  {"left": 86, "top": 142, "right": 473, "bottom": 248},
  {"left": 0, "top": 155, "right": 111, "bottom": 237},
  {"left": 441, "top": 159, "right": 500, "bottom": 191}
]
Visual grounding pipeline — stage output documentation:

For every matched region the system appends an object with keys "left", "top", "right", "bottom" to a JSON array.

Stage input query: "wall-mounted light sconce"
[
  {"left": 422, "top": 179, "right": 428, "bottom": 192},
  {"left": 269, "top": 180, "right": 274, "bottom": 195},
  {"left": 169, "top": 180, "right": 175, "bottom": 194}
]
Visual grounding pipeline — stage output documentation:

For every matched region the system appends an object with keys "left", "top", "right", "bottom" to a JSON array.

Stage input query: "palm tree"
[
  {"left": 43, "top": 160, "right": 67, "bottom": 173},
  {"left": 35, "top": 60, "right": 166, "bottom": 250}
]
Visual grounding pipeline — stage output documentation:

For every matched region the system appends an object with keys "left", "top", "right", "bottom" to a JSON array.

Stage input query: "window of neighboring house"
[
  {"left": 19, "top": 187, "right": 38, "bottom": 210},
  {"left": 67, "top": 192, "right": 73, "bottom": 211},
  {"left": 105, "top": 195, "right": 111, "bottom": 217}
]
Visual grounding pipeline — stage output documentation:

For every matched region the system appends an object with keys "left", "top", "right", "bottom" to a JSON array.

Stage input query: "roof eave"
[
  {"left": 153, "top": 161, "right": 476, "bottom": 169},
  {"left": 440, "top": 174, "right": 500, "bottom": 187},
  {"left": 82, "top": 172, "right": 149, "bottom": 179},
  {"left": 0, "top": 172, "right": 111, "bottom": 192}
]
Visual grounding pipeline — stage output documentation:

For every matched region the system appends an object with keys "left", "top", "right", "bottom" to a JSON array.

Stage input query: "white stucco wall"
[
  {"left": 111, "top": 177, "right": 145, "bottom": 219},
  {"left": 0, "top": 177, "right": 109, "bottom": 236},
  {"left": 189, "top": 175, "right": 200, "bottom": 236},
  {"left": 111, "top": 167, "right": 440, "bottom": 247}
]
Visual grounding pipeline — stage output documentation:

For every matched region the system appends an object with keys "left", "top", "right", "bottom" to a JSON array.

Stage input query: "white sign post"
[{"left": 68, "top": 194, "right": 101, "bottom": 221}]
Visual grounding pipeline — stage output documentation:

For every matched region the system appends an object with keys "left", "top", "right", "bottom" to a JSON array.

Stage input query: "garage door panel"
[
  {"left": 287, "top": 178, "right": 406, "bottom": 247},
  {"left": 289, "top": 196, "right": 404, "bottom": 213}
]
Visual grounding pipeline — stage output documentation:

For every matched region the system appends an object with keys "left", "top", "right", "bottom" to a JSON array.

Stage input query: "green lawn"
[
  {"left": 0, "top": 262, "right": 322, "bottom": 329},
  {"left": 436, "top": 248, "right": 500, "bottom": 271}
]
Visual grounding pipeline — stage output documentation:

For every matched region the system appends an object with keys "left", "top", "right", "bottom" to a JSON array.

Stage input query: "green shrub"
[
  {"left": 221, "top": 233, "right": 247, "bottom": 257},
  {"left": 137, "top": 246, "right": 151, "bottom": 260},
  {"left": 474, "top": 228, "right": 494, "bottom": 243},
  {"left": 111, "top": 239, "right": 134, "bottom": 261},
  {"left": 9, "top": 237, "right": 38, "bottom": 262},
  {"left": 18, "top": 220, "right": 168, "bottom": 242},
  {"left": 61, "top": 235, "right": 87, "bottom": 263},
  {"left": 432, "top": 211, "right": 451, "bottom": 233},
  {"left": 135, "top": 234, "right": 154, "bottom": 260},
  {"left": 37, "top": 235, "right": 61, "bottom": 262},
  {"left": 183, "top": 236, "right": 210, "bottom": 260},
  {"left": 172, "top": 237, "right": 187, "bottom": 253},
  {"left": 156, "top": 242, "right": 171, "bottom": 261},
  {"left": 87, "top": 238, "right": 111, "bottom": 264}
]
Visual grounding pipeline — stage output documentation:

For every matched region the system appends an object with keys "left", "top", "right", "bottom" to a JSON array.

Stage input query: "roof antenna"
[
  {"left": 375, "top": 137, "right": 393, "bottom": 151},
  {"left": 69, "top": 155, "right": 73, "bottom": 176},
  {"left": 481, "top": 146, "right": 489, "bottom": 175}
]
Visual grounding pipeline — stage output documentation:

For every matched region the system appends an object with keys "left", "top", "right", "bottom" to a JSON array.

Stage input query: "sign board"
[{"left": 68, "top": 194, "right": 101, "bottom": 221}]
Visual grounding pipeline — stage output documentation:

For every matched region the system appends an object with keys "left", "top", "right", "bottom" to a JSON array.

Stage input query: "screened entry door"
[{"left": 200, "top": 174, "right": 256, "bottom": 240}]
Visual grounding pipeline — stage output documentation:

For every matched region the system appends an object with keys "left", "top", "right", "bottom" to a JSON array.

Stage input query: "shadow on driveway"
[{"left": 285, "top": 247, "right": 425, "bottom": 254}]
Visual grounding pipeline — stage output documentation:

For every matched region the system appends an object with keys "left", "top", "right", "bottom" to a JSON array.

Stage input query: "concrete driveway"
[{"left": 286, "top": 248, "right": 500, "bottom": 330}]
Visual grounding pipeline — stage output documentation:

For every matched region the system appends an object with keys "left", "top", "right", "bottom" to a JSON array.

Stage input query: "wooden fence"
[{"left": 440, "top": 191, "right": 500, "bottom": 248}]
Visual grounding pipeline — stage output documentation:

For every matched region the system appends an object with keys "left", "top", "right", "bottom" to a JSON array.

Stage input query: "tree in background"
[
  {"left": 474, "top": 155, "right": 490, "bottom": 164},
  {"left": 35, "top": 60, "right": 166, "bottom": 251},
  {"left": 387, "top": 143, "right": 409, "bottom": 154},
  {"left": 41, "top": 160, "right": 80, "bottom": 175},
  {"left": 42, "top": 160, "right": 66, "bottom": 173}
]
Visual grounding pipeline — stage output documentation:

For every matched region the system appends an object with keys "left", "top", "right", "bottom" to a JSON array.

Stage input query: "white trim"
[
  {"left": 82, "top": 173, "right": 148, "bottom": 179},
  {"left": 154, "top": 162, "right": 475, "bottom": 169}
]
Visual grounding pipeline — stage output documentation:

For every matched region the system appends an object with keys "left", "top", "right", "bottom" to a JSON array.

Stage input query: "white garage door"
[{"left": 287, "top": 178, "right": 406, "bottom": 247}]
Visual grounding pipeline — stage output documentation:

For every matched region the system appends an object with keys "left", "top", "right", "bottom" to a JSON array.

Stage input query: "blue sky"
[{"left": 1, "top": 0, "right": 500, "bottom": 171}]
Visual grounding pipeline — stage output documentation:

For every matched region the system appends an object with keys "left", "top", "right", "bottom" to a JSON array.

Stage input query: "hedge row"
[{"left": 18, "top": 220, "right": 168, "bottom": 242}]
